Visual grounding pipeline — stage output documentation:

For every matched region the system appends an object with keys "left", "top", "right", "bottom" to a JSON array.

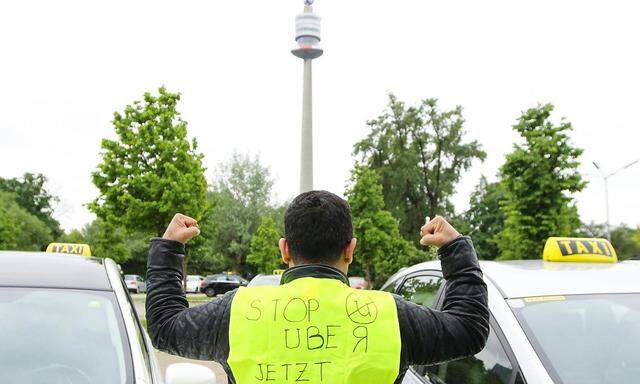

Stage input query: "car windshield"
[
  {"left": 0, "top": 287, "right": 132, "bottom": 384},
  {"left": 248, "top": 275, "right": 281, "bottom": 287},
  {"left": 510, "top": 293, "right": 640, "bottom": 384},
  {"left": 124, "top": 275, "right": 135, "bottom": 281}
]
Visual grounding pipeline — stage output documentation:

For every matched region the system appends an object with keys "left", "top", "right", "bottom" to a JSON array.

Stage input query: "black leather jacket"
[{"left": 146, "top": 236, "right": 489, "bottom": 383}]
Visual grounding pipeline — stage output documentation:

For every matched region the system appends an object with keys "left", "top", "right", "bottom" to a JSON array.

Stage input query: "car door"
[
  {"left": 397, "top": 272, "right": 526, "bottom": 384},
  {"left": 395, "top": 271, "right": 446, "bottom": 380},
  {"left": 417, "top": 318, "right": 524, "bottom": 384},
  {"left": 106, "top": 260, "right": 160, "bottom": 383}
]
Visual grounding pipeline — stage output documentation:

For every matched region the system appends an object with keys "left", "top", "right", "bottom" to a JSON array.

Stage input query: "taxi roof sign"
[
  {"left": 46, "top": 243, "right": 92, "bottom": 257},
  {"left": 543, "top": 237, "right": 617, "bottom": 263}
]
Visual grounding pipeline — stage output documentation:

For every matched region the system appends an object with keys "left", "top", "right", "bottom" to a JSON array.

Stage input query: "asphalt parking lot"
[{"left": 131, "top": 293, "right": 228, "bottom": 384}]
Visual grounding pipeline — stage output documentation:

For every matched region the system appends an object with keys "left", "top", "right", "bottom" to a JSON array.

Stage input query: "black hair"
[{"left": 284, "top": 190, "right": 353, "bottom": 264}]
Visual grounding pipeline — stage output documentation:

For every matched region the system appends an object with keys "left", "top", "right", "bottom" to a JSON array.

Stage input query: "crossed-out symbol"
[{"left": 345, "top": 293, "right": 378, "bottom": 324}]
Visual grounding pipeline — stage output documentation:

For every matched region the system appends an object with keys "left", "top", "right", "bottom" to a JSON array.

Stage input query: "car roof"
[
  {"left": 388, "top": 259, "right": 640, "bottom": 299},
  {"left": 481, "top": 260, "right": 640, "bottom": 298},
  {"left": 252, "top": 274, "right": 280, "bottom": 279},
  {"left": 0, "top": 251, "right": 112, "bottom": 291}
]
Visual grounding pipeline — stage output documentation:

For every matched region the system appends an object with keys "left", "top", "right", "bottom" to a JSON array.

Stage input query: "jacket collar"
[{"left": 281, "top": 264, "right": 350, "bottom": 286}]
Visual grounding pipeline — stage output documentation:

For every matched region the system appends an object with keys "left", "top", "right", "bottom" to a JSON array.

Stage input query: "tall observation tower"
[{"left": 292, "top": 0, "right": 323, "bottom": 193}]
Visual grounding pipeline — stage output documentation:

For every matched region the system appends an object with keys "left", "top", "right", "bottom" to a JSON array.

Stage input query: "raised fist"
[
  {"left": 162, "top": 213, "right": 201, "bottom": 244},
  {"left": 419, "top": 215, "right": 460, "bottom": 248}
]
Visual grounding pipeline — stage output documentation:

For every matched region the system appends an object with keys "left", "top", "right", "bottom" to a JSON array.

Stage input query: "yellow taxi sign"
[
  {"left": 46, "top": 243, "right": 92, "bottom": 256},
  {"left": 543, "top": 237, "right": 617, "bottom": 263}
]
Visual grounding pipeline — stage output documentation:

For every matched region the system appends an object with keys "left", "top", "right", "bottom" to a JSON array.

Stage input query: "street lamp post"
[
  {"left": 592, "top": 159, "right": 640, "bottom": 240},
  {"left": 292, "top": 0, "right": 323, "bottom": 193}
]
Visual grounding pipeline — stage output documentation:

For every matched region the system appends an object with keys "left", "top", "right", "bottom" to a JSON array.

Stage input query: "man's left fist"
[{"left": 163, "top": 213, "right": 200, "bottom": 244}]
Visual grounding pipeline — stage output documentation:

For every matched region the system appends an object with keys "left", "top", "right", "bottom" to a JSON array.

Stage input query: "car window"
[
  {"left": 424, "top": 325, "right": 513, "bottom": 384},
  {"left": 136, "top": 276, "right": 143, "bottom": 282},
  {"left": 0, "top": 287, "right": 133, "bottom": 383},
  {"left": 398, "top": 274, "right": 444, "bottom": 308},
  {"left": 381, "top": 277, "right": 403, "bottom": 293},
  {"left": 511, "top": 293, "right": 640, "bottom": 384}
]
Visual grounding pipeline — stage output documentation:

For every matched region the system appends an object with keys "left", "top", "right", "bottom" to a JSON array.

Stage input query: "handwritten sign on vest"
[{"left": 228, "top": 277, "right": 401, "bottom": 384}]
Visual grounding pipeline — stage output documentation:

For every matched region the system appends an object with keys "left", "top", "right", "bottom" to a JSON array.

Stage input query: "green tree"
[
  {"left": 610, "top": 225, "right": 640, "bottom": 260},
  {"left": 59, "top": 229, "right": 86, "bottom": 244},
  {"left": 247, "top": 216, "right": 284, "bottom": 274},
  {"left": 577, "top": 221, "right": 607, "bottom": 238},
  {"left": 82, "top": 219, "right": 130, "bottom": 263},
  {"left": 577, "top": 222, "right": 640, "bottom": 260},
  {"left": 496, "top": 104, "right": 586, "bottom": 260},
  {"left": 198, "top": 153, "right": 279, "bottom": 274},
  {"left": 354, "top": 94, "right": 485, "bottom": 242},
  {"left": 0, "top": 191, "right": 53, "bottom": 250},
  {"left": 0, "top": 173, "right": 62, "bottom": 238},
  {"left": 89, "top": 87, "right": 208, "bottom": 237},
  {"left": 463, "top": 177, "right": 506, "bottom": 260},
  {"left": 346, "top": 166, "right": 432, "bottom": 287}
]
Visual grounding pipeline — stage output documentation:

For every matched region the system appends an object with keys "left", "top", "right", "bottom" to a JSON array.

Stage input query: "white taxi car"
[
  {"left": 0, "top": 244, "right": 217, "bottom": 384},
  {"left": 384, "top": 237, "right": 640, "bottom": 384}
]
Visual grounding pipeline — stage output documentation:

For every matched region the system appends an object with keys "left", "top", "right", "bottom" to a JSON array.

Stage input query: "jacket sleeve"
[
  {"left": 145, "top": 238, "right": 234, "bottom": 362},
  {"left": 396, "top": 236, "right": 490, "bottom": 367}
]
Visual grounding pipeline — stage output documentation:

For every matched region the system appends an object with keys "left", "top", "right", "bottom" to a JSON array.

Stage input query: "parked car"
[
  {"left": 124, "top": 274, "right": 146, "bottom": 293},
  {"left": 186, "top": 275, "right": 204, "bottom": 293},
  {"left": 383, "top": 237, "right": 640, "bottom": 384},
  {"left": 201, "top": 273, "right": 249, "bottom": 297},
  {"left": 248, "top": 274, "right": 282, "bottom": 287},
  {"left": 0, "top": 250, "right": 216, "bottom": 383},
  {"left": 348, "top": 276, "right": 370, "bottom": 289}
]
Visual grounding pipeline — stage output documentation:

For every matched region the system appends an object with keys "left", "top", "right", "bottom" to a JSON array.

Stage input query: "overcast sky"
[{"left": 1, "top": 0, "right": 638, "bottom": 232}]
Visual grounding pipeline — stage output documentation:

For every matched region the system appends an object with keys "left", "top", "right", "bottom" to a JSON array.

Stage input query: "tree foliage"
[
  {"left": 0, "top": 173, "right": 62, "bottom": 238},
  {"left": 463, "top": 177, "right": 506, "bottom": 260},
  {"left": 354, "top": 94, "right": 485, "bottom": 242},
  {"left": 496, "top": 104, "right": 586, "bottom": 260},
  {"left": 82, "top": 219, "right": 130, "bottom": 263},
  {"left": 578, "top": 222, "right": 640, "bottom": 260},
  {"left": 89, "top": 87, "right": 208, "bottom": 237},
  {"left": 610, "top": 225, "right": 640, "bottom": 260},
  {"left": 0, "top": 192, "right": 53, "bottom": 251},
  {"left": 346, "top": 166, "right": 432, "bottom": 288},
  {"left": 247, "top": 216, "right": 284, "bottom": 274},
  {"left": 197, "top": 153, "right": 281, "bottom": 274},
  {"left": 59, "top": 229, "right": 86, "bottom": 244}
]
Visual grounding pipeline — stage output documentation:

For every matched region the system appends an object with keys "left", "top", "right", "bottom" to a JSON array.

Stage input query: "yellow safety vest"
[{"left": 228, "top": 277, "right": 401, "bottom": 383}]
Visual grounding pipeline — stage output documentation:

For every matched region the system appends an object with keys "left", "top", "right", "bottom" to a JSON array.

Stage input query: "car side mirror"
[{"left": 166, "top": 363, "right": 217, "bottom": 384}]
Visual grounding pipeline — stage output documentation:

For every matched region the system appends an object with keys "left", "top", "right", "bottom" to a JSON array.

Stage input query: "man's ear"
[
  {"left": 279, "top": 238, "right": 292, "bottom": 266},
  {"left": 343, "top": 238, "right": 357, "bottom": 265}
]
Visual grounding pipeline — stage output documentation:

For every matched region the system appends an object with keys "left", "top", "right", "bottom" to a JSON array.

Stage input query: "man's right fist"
[
  {"left": 163, "top": 213, "right": 201, "bottom": 244},
  {"left": 419, "top": 215, "right": 460, "bottom": 248}
]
